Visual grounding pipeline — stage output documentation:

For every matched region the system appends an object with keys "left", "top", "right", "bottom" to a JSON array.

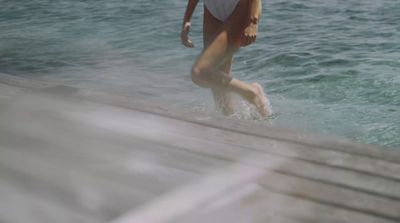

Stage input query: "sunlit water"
[{"left": 1, "top": 0, "right": 399, "bottom": 148}]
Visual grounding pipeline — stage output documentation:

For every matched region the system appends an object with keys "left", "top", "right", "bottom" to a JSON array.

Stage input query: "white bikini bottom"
[{"left": 204, "top": 0, "right": 241, "bottom": 22}]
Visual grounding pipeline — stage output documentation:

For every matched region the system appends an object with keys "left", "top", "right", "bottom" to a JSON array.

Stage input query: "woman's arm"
[
  {"left": 181, "top": 0, "right": 199, "bottom": 48},
  {"left": 249, "top": 0, "right": 262, "bottom": 23},
  {"left": 242, "top": 0, "right": 262, "bottom": 46}
]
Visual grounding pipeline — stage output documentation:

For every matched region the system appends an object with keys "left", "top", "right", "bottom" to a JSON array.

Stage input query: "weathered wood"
[
  {"left": 0, "top": 178, "right": 100, "bottom": 223},
  {"left": 75, "top": 88, "right": 400, "bottom": 162},
  {"left": 2, "top": 94, "right": 399, "bottom": 203},
  {"left": 176, "top": 185, "right": 394, "bottom": 223},
  {"left": 1, "top": 73, "right": 400, "bottom": 223}
]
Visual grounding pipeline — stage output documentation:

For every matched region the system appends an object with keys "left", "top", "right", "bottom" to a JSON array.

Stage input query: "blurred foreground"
[{"left": 1, "top": 76, "right": 400, "bottom": 223}]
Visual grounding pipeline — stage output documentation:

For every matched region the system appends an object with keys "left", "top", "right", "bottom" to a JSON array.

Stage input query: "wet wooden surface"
[{"left": 1, "top": 74, "right": 400, "bottom": 223}]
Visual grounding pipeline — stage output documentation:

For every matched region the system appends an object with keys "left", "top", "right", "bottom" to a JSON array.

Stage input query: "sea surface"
[{"left": 1, "top": 0, "right": 399, "bottom": 148}]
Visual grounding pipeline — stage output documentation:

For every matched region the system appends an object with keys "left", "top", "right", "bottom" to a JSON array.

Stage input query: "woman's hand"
[
  {"left": 181, "top": 23, "right": 194, "bottom": 48},
  {"left": 241, "top": 22, "right": 258, "bottom": 46}
]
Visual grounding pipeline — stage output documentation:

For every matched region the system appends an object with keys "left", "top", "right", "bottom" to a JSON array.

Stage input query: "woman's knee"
[{"left": 191, "top": 66, "right": 208, "bottom": 87}]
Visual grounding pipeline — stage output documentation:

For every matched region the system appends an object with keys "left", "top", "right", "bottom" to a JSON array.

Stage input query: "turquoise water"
[{"left": 1, "top": 0, "right": 399, "bottom": 148}]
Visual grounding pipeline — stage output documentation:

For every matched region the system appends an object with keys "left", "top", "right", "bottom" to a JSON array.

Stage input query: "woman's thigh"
[
  {"left": 203, "top": 6, "right": 222, "bottom": 48},
  {"left": 195, "top": 0, "right": 249, "bottom": 71},
  {"left": 203, "top": 6, "right": 233, "bottom": 73}
]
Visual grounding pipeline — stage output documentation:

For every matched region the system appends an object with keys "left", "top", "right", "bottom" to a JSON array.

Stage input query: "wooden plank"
[
  {"left": 2, "top": 94, "right": 399, "bottom": 203},
  {"left": 2, "top": 92, "right": 400, "bottom": 197},
  {"left": 1, "top": 72, "right": 399, "bottom": 162},
  {"left": 176, "top": 184, "right": 394, "bottom": 223},
  {"left": 6, "top": 82, "right": 393, "bottom": 185},
  {"left": 0, "top": 178, "right": 100, "bottom": 223},
  {"left": 0, "top": 147, "right": 156, "bottom": 222},
  {"left": 42, "top": 94, "right": 400, "bottom": 182},
  {"left": 1, "top": 74, "right": 400, "bottom": 223},
  {"left": 107, "top": 109, "right": 400, "bottom": 182},
  {"left": 1, "top": 122, "right": 398, "bottom": 223},
  {"left": 257, "top": 172, "right": 400, "bottom": 221},
  {"left": 76, "top": 88, "right": 400, "bottom": 163},
  {"left": 49, "top": 98, "right": 400, "bottom": 200}
]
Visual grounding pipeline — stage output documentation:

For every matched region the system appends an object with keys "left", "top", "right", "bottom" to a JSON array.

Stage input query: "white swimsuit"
[{"left": 204, "top": 0, "right": 241, "bottom": 22}]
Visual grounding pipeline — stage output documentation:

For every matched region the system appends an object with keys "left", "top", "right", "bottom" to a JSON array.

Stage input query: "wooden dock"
[{"left": 1, "top": 73, "right": 400, "bottom": 223}]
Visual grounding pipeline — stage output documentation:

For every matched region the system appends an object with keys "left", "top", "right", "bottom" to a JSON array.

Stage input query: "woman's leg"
[
  {"left": 193, "top": 0, "right": 269, "bottom": 117},
  {"left": 203, "top": 6, "right": 234, "bottom": 116},
  {"left": 211, "top": 56, "right": 235, "bottom": 115}
]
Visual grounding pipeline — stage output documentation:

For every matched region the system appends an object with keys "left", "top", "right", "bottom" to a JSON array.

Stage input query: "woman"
[{"left": 181, "top": 0, "right": 270, "bottom": 117}]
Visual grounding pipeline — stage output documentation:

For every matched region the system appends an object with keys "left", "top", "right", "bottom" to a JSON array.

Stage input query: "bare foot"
[{"left": 249, "top": 83, "right": 270, "bottom": 118}]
